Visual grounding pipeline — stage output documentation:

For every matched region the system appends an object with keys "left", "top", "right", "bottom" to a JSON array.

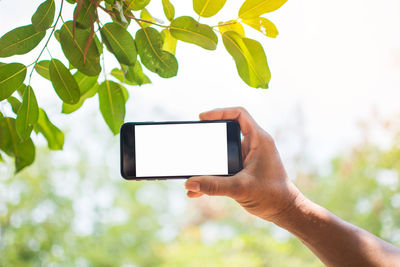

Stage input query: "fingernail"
[{"left": 185, "top": 181, "right": 200, "bottom": 192}]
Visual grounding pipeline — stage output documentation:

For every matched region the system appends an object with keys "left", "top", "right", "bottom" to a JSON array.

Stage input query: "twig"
[
  {"left": 125, "top": 14, "right": 167, "bottom": 28},
  {"left": 212, "top": 20, "right": 238, "bottom": 28},
  {"left": 27, "top": 0, "right": 64, "bottom": 86}
]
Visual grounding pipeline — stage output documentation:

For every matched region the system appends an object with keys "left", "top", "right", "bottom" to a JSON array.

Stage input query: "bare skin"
[{"left": 185, "top": 107, "right": 400, "bottom": 267}]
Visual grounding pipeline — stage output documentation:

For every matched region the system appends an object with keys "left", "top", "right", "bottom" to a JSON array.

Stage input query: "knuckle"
[
  {"left": 203, "top": 181, "right": 219, "bottom": 195},
  {"left": 260, "top": 131, "right": 275, "bottom": 145},
  {"left": 236, "top": 106, "right": 247, "bottom": 114}
]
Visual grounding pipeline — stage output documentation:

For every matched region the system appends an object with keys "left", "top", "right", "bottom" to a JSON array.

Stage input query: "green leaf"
[
  {"left": 0, "top": 115, "right": 10, "bottom": 150},
  {"left": 31, "top": 0, "right": 56, "bottom": 32},
  {"left": 62, "top": 71, "right": 98, "bottom": 114},
  {"left": 1, "top": 117, "right": 35, "bottom": 172},
  {"left": 16, "top": 83, "right": 26, "bottom": 98},
  {"left": 162, "top": 0, "right": 175, "bottom": 21},
  {"left": 111, "top": 68, "right": 135, "bottom": 85},
  {"left": 0, "top": 63, "right": 27, "bottom": 101},
  {"left": 218, "top": 21, "right": 245, "bottom": 36},
  {"left": 121, "top": 85, "right": 129, "bottom": 102},
  {"left": 73, "top": 71, "right": 98, "bottom": 94},
  {"left": 59, "top": 21, "right": 101, "bottom": 76},
  {"left": 35, "top": 108, "right": 64, "bottom": 150},
  {"left": 161, "top": 29, "right": 177, "bottom": 54},
  {"left": 170, "top": 16, "right": 218, "bottom": 50},
  {"left": 112, "top": 61, "right": 151, "bottom": 86},
  {"left": 54, "top": 29, "right": 61, "bottom": 42},
  {"left": 238, "top": 0, "right": 288, "bottom": 19},
  {"left": 100, "top": 22, "right": 137, "bottom": 66},
  {"left": 140, "top": 8, "right": 156, "bottom": 28},
  {"left": 7, "top": 96, "right": 22, "bottom": 114},
  {"left": 74, "top": 0, "right": 96, "bottom": 29},
  {"left": 125, "top": 0, "right": 150, "bottom": 11},
  {"left": 0, "top": 25, "right": 46, "bottom": 57},
  {"left": 16, "top": 86, "right": 39, "bottom": 140},
  {"left": 193, "top": 0, "right": 226, "bottom": 18},
  {"left": 98, "top": 80, "right": 126, "bottom": 135},
  {"left": 125, "top": 61, "right": 151, "bottom": 85},
  {"left": 222, "top": 31, "right": 270, "bottom": 89},
  {"left": 35, "top": 60, "right": 51, "bottom": 80},
  {"left": 135, "top": 27, "right": 178, "bottom": 78},
  {"left": 62, "top": 83, "right": 97, "bottom": 114},
  {"left": 242, "top": 17, "right": 278, "bottom": 38},
  {"left": 49, "top": 59, "right": 80, "bottom": 104}
]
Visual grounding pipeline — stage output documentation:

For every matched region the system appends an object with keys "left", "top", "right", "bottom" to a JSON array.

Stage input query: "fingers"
[
  {"left": 199, "top": 107, "right": 259, "bottom": 137},
  {"left": 185, "top": 175, "right": 241, "bottom": 198},
  {"left": 187, "top": 191, "right": 204, "bottom": 198}
]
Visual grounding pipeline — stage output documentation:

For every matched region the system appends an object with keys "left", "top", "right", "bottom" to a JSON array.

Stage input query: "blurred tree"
[{"left": 1, "top": 119, "right": 399, "bottom": 266}]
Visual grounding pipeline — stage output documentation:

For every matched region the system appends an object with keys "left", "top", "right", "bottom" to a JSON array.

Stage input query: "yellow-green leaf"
[
  {"left": 31, "top": 0, "right": 55, "bottom": 32},
  {"left": 1, "top": 117, "right": 35, "bottom": 172},
  {"left": 162, "top": 0, "right": 175, "bottom": 21},
  {"left": 125, "top": 61, "right": 151, "bottom": 85},
  {"left": 218, "top": 20, "right": 245, "bottom": 36},
  {"left": 100, "top": 22, "right": 137, "bottom": 66},
  {"left": 193, "top": 0, "right": 226, "bottom": 18},
  {"left": 35, "top": 108, "right": 64, "bottom": 150},
  {"left": 49, "top": 59, "right": 80, "bottom": 104},
  {"left": 59, "top": 21, "right": 101, "bottom": 76},
  {"left": 16, "top": 86, "right": 39, "bottom": 140},
  {"left": 222, "top": 31, "right": 271, "bottom": 89},
  {"left": 35, "top": 60, "right": 51, "bottom": 80},
  {"left": 121, "top": 85, "right": 129, "bottom": 103},
  {"left": 0, "top": 25, "right": 46, "bottom": 57},
  {"left": 62, "top": 72, "right": 98, "bottom": 114},
  {"left": 161, "top": 29, "right": 177, "bottom": 55},
  {"left": 140, "top": 8, "right": 155, "bottom": 28},
  {"left": 0, "top": 115, "right": 10, "bottom": 150},
  {"left": 170, "top": 16, "right": 218, "bottom": 50},
  {"left": 125, "top": 0, "right": 150, "bottom": 11},
  {"left": 0, "top": 63, "right": 27, "bottom": 101},
  {"left": 242, "top": 17, "right": 278, "bottom": 38},
  {"left": 16, "top": 83, "right": 26, "bottom": 98},
  {"left": 111, "top": 69, "right": 137, "bottom": 86},
  {"left": 98, "top": 80, "right": 126, "bottom": 135},
  {"left": 111, "top": 61, "right": 151, "bottom": 86},
  {"left": 7, "top": 96, "right": 22, "bottom": 114},
  {"left": 135, "top": 27, "right": 178, "bottom": 78},
  {"left": 239, "top": 0, "right": 288, "bottom": 19}
]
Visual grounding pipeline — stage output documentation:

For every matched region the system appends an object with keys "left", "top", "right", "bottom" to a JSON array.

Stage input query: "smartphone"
[{"left": 120, "top": 120, "right": 242, "bottom": 180}]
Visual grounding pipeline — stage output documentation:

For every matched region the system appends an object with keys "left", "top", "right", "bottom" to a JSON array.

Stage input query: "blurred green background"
[{"left": 1, "top": 112, "right": 399, "bottom": 267}]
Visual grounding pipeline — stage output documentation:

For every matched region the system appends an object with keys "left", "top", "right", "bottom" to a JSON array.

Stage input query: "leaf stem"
[
  {"left": 126, "top": 15, "right": 168, "bottom": 28},
  {"left": 27, "top": 0, "right": 64, "bottom": 86}
]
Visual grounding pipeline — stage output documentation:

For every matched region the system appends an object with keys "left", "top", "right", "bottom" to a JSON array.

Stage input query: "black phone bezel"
[{"left": 120, "top": 120, "right": 242, "bottom": 180}]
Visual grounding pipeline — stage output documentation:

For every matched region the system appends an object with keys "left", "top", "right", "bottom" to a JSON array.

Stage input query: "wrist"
[{"left": 268, "top": 189, "right": 309, "bottom": 226}]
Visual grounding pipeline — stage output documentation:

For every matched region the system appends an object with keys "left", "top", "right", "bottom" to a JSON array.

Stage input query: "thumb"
[{"left": 185, "top": 176, "right": 240, "bottom": 197}]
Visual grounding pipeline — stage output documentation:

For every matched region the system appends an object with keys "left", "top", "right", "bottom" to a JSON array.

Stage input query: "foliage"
[
  {"left": 1, "top": 119, "right": 399, "bottom": 266},
  {"left": 0, "top": 0, "right": 286, "bottom": 172}
]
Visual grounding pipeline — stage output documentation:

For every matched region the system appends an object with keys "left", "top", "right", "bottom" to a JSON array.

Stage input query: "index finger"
[{"left": 199, "top": 107, "right": 259, "bottom": 137}]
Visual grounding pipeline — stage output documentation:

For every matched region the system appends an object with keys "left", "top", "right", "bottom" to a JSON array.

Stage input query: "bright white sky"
[{"left": 1, "top": 0, "right": 400, "bottom": 171}]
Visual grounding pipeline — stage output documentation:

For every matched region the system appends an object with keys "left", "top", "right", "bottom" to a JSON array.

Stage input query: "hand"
[{"left": 185, "top": 107, "right": 304, "bottom": 222}]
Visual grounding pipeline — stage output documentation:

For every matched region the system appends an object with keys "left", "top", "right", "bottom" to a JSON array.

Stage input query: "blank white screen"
[{"left": 135, "top": 123, "right": 228, "bottom": 177}]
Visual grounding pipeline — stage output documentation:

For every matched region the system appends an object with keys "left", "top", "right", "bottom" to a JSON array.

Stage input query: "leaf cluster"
[{"left": 0, "top": 0, "right": 287, "bottom": 172}]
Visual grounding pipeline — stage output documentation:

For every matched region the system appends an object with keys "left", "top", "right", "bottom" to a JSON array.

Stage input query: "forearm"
[{"left": 272, "top": 194, "right": 400, "bottom": 267}]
